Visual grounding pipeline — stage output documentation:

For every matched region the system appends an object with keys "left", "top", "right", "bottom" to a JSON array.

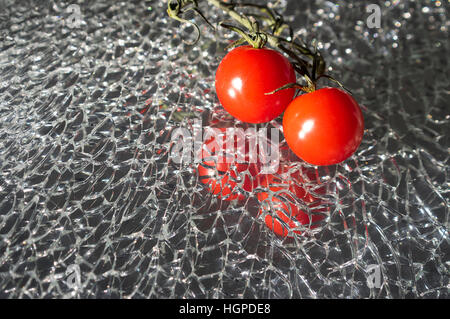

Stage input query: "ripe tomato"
[
  {"left": 215, "top": 45, "right": 296, "bottom": 123},
  {"left": 282, "top": 87, "right": 364, "bottom": 166},
  {"left": 256, "top": 171, "right": 325, "bottom": 237},
  {"left": 197, "top": 128, "right": 259, "bottom": 201}
]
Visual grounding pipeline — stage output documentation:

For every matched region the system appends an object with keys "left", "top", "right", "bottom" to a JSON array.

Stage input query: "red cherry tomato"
[
  {"left": 197, "top": 128, "right": 259, "bottom": 201},
  {"left": 282, "top": 87, "right": 364, "bottom": 166},
  {"left": 215, "top": 45, "right": 296, "bottom": 123},
  {"left": 256, "top": 171, "right": 325, "bottom": 237}
]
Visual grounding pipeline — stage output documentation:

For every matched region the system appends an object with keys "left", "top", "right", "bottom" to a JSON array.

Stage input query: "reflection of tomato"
[
  {"left": 198, "top": 161, "right": 258, "bottom": 201},
  {"left": 215, "top": 45, "right": 296, "bottom": 123},
  {"left": 283, "top": 87, "right": 364, "bottom": 166},
  {"left": 197, "top": 128, "right": 259, "bottom": 201},
  {"left": 257, "top": 172, "right": 325, "bottom": 237}
]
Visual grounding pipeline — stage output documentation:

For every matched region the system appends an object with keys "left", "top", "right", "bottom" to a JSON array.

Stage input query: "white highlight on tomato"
[{"left": 299, "top": 119, "right": 314, "bottom": 140}]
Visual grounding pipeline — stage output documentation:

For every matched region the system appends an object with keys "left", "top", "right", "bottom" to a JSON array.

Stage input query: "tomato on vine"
[
  {"left": 215, "top": 45, "right": 296, "bottom": 124},
  {"left": 282, "top": 87, "right": 364, "bottom": 166}
]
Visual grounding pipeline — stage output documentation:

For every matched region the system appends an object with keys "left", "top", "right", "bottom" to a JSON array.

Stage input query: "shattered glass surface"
[{"left": 0, "top": 0, "right": 448, "bottom": 298}]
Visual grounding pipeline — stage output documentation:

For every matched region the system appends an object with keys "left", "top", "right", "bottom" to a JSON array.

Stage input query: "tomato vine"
[{"left": 166, "top": 0, "right": 349, "bottom": 93}]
